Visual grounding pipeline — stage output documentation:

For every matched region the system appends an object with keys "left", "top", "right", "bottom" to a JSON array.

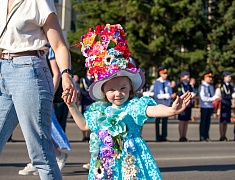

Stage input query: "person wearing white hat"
[{"left": 63, "top": 24, "right": 192, "bottom": 179}]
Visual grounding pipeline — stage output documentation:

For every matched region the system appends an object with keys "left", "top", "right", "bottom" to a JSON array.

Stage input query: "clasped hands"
[{"left": 61, "top": 78, "right": 78, "bottom": 104}]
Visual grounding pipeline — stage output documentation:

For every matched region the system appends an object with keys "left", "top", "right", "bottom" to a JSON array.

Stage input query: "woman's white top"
[{"left": 0, "top": 0, "right": 56, "bottom": 53}]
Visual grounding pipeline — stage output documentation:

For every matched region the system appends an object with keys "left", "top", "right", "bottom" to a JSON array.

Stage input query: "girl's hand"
[
  {"left": 61, "top": 73, "right": 78, "bottom": 104},
  {"left": 171, "top": 92, "right": 192, "bottom": 114},
  {"left": 62, "top": 89, "right": 78, "bottom": 107}
]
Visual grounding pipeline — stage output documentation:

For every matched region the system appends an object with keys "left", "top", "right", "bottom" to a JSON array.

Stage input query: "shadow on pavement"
[{"left": 160, "top": 164, "right": 235, "bottom": 172}]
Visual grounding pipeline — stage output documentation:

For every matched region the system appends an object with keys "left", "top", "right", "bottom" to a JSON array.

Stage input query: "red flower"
[
  {"left": 123, "top": 50, "right": 130, "bottom": 59},
  {"left": 101, "top": 24, "right": 105, "bottom": 30},
  {"left": 114, "top": 42, "right": 129, "bottom": 55},
  {"left": 127, "top": 62, "right": 135, "bottom": 68},
  {"left": 110, "top": 26, "right": 116, "bottom": 34},
  {"left": 101, "top": 29, "right": 111, "bottom": 37},
  {"left": 95, "top": 24, "right": 104, "bottom": 34}
]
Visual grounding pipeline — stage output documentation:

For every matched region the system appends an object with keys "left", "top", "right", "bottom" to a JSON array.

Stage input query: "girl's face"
[{"left": 103, "top": 76, "right": 131, "bottom": 107}]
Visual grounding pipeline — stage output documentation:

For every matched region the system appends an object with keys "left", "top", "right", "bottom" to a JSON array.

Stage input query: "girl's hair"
[{"left": 101, "top": 76, "right": 136, "bottom": 102}]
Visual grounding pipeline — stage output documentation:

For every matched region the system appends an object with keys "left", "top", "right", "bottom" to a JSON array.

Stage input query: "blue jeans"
[{"left": 0, "top": 56, "right": 62, "bottom": 180}]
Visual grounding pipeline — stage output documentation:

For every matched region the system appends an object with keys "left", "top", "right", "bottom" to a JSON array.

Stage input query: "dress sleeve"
[
  {"left": 84, "top": 101, "right": 109, "bottom": 132},
  {"left": 128, "top": 96, "right": 157, "bottom": 126}
]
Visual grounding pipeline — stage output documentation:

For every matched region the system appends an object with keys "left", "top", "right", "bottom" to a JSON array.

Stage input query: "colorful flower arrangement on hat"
[
  {"left": 89, "top": 106, "right": 139, "bottom": 180},
  {"left": 78, "top": 24, "right": 136, "bottom": 81}
]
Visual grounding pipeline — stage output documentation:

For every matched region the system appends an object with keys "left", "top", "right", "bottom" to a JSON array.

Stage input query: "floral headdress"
[
  {"left": 73, "top": 24, "right": 145, "bottom": 100},
  {"left": 79, "top": 24, "right": 136, "bottom": 81}
]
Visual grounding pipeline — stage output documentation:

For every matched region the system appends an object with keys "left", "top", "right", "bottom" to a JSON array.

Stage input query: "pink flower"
[{"left": 92, "top": 44, "right": 105, "bottom": 55}]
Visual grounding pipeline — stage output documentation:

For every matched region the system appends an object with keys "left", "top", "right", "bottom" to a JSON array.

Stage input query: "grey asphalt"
[{"left": 0, "top": 115, "right": 235, "bottom": 180}]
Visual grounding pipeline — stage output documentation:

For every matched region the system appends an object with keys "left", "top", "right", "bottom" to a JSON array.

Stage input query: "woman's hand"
[
  {"left": 62, "top": 73, "right": 78, "bottom": 104},
  {"left": 171, "top": 92, "right": 192, "bottom": 114}
]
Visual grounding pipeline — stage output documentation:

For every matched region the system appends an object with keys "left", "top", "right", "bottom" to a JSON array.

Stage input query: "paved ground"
[{"left": 0, "top": 116, "right": 235, "bottom": 180}]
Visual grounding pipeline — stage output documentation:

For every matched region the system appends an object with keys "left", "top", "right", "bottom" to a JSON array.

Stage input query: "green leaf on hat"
[
  {"left": 107, "top": 40, "right": 116, "bottom": 49},
  {"left": 95, "top": 34, "right": 101, "bottom": 42}
]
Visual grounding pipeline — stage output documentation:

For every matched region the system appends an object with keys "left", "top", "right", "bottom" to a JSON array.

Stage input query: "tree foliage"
[
  {"left": 206, "top": 0, "right": 235, "bottom": 83},
  {"left": 68, "top": 0, "right": 235, "bottom": 86}
]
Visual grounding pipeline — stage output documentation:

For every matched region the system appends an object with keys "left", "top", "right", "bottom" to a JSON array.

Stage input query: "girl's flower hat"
[{"left": 75, "top": 24, "right": 145, "bottom": 101}]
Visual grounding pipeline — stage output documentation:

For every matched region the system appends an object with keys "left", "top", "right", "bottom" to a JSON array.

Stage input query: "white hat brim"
[{"left": 89, "top": 69, "right": 145, "bottom": 101}]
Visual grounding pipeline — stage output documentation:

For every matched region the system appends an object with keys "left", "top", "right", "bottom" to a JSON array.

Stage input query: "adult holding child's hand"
[
  {"left": 0, "top": 0, "right": 76, "bottom": 179},
  {"left": 62, "top": 86, "right": 78, "bottom": 105},
  {"left": 61, "top": 73, "right": 77, "bottom": 104}
]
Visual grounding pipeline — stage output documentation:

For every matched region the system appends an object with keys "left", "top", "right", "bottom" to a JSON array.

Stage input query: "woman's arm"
[
  {"left": 43, "top": 13, "right": 70, "bottom": 71},
  {"left": 146, "top": 92, "right": 192, "bottom": 117},
  {"left": 43, "top": 13, "right": 76, "bottom": 103}
]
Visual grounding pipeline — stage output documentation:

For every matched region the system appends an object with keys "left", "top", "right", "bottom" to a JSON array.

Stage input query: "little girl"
[{"left": 64, "top": 24, "right": 191, "bottom": 180}]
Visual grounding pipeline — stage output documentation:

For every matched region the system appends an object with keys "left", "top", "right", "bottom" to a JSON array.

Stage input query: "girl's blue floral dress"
[{"left": 84, "top": 96, "right": 162, "bottom": 180}]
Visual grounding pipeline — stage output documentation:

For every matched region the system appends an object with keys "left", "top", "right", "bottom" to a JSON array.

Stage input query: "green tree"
[
  {"left": 129, "top": 0, "right": 207, "bottom": 81},
  {"left": 68, "top": 0, "right": 127, "bottom": 77},
  {"left": 207, "top": 0, "right": 235, "bottom": 83},
  {"left": 68, "top": 0, "right": 235, "bottom": 86}
]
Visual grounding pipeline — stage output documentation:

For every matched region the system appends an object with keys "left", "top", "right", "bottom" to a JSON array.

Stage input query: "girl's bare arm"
[
  {"left": 146, "top": 92, "right": 192, "bottom": 117},
  {"left": 62, "top": 91, "right": 89, "bottom": 131}
]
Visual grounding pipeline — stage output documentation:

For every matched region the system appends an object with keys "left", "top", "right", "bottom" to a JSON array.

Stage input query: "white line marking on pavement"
[{"left": 155, "top": 156, "right": 235, "bottom": 161}]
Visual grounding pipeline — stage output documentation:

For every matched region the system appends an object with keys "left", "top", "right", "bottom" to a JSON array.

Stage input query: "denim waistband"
[{"left": 1, "top": 50, "right": 44, "bottom": 60}]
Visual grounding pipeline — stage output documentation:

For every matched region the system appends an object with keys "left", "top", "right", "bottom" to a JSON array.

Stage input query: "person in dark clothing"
[
  {"left": 80, "top": 69, "right": 95, "bottom": 142},
  {"left": 171, "top": 80, "right": 178, "bottom": 102},
  {"left": 219, "top": 71, "right": 233, "bottom": 141},
  {"left": 177, "top": 71, "right": 194, "bottom": 142}
]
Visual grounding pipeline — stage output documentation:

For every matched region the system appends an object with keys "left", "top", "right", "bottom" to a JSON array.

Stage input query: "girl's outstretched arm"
[
  {"left": 146, "top": 92, "right": 192, "bottom": 118},
  {"left": 62, "top": 90, "right": 90, "bottom": 131}
]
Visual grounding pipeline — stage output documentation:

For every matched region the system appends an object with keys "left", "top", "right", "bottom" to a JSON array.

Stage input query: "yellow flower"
[{"left": 83, "top": 34, "right": 96, "bottom": 46}]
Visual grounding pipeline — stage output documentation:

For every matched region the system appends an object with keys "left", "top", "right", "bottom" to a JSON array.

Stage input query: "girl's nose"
[{"left": 114, "top": 90, "right": 121, "bottom": 96}]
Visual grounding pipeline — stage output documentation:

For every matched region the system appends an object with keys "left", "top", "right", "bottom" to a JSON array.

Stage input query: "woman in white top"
[{"left": 0, "top": 1, "right": 77, "bottom": 179}]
